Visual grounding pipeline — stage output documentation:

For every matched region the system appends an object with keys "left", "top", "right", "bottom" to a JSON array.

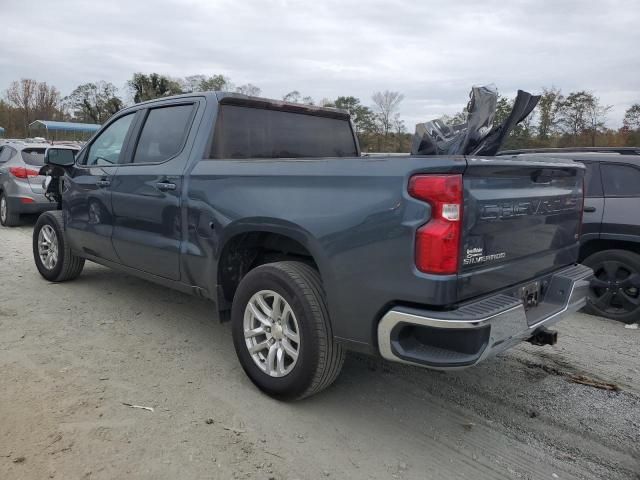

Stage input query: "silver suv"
[{"left": 0, "top": 142, "right": 78, "bottom": 226}]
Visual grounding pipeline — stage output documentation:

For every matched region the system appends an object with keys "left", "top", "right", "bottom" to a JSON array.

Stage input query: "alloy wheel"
[
  {"left": 589, "top": 260, "right": 640, "bottom": 315},
  {"left": 243, "top": 290, "right": 301, "bottom": 377},
  {"left": 38, "top": 224, "right": 59, "bottom": 270}
]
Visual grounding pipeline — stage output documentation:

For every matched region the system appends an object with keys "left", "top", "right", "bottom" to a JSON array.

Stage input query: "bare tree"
[
  {"left": 372, "top": 90, "right": 404, "bottom": 138},
  {"left": 235, "top": 84, "right": 261, "bottom": 97},
  {"left": 6, "top": 79, "right": 37, "bottom": 134},
  {"left": 34, "top": 82, "right": 62, "bottom": 121},
  {"left": 392, "top": 113, "right": 406, "bottom": 151},
  {"left": 282, "top": 90, "right": 301, "bottom": 103},
  {"left": 585, "top": 98, "right": 612, "bottom": 146}
]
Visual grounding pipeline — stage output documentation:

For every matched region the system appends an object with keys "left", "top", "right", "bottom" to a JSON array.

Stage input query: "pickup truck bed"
[{"left": 33, "top": 92, "right": 591, "bottom": 399}]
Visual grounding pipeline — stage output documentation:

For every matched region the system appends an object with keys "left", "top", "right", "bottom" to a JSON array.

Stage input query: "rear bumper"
[
  {"left": 377, "top": 264, "right": 592, "bottom": 369},
  {"left": 6, "top": 195, "right": 57, "bottom": 214}
]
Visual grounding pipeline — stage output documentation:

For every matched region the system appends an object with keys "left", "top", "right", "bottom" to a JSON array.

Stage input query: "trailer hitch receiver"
[{"left": 527, "top": 327, "right": 558, "bottom": 346}]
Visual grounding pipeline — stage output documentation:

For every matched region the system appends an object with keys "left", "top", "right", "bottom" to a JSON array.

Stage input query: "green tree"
[
  {"left": 494, "top": 96, "right": 512, "bottom": 125},
  {"left": 65, "top": 81, "right": 123, "bottom": 124},
  {"left": 333, "top": 96, "right": 376, "bottom": 134},
  {"left": 537, "top": 87, "right": 563, "bottom": 140},
  {"left": 128, "top": 73, "right": 183, "bottom": 103},
  {"left": 623, "top": 104, "right": 640, "bottom": 130},
  {"left": 558, "top": 91, "right": 610, "bottom": 146}
]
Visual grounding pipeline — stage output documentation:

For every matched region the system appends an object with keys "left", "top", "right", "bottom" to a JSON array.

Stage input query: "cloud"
[{"left": 0, "top": 0, "right": 638, "bottom": 127}]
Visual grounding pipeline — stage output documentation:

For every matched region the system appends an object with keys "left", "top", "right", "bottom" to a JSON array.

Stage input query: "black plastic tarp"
[{"left": 411, "top": 85, "right": 540, "bottom": 156}]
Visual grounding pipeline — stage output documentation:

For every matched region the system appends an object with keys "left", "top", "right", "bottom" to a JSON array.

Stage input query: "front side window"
[
  {"left": 601, "top": 163, "right": 640, "bottom": 197},
  {"left": 210, "top": 105, "right": 358, "bottom": 159},
  {"left": 85, "top": 113, "right": 134, "bottom": 166},
  {"left": 132, "top": 105, "right": 194, "bottom": 164}
]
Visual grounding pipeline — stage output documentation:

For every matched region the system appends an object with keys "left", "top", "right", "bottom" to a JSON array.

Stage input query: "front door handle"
[
  {"left": 583, "top": 206, "right": 596, "bottom": 213},
  {"left": 156, "top": 181, "right": 177, "bottom": 191},
  {"left": 96, "top": 179, "right": 111, "bottom": 188}
]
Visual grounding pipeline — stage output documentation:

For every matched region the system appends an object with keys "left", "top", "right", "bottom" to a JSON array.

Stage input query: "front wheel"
[
  {"left": 231, "top": 261, "right": 345, "bottom": 400},
  {"left": 33, "top": 212, "right": 85, "bottom": 282},
  {"left": 583, "top": 249, "right": 640, "bottom": 324}
]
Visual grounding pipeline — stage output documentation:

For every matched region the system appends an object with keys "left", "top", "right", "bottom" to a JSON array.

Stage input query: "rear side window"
[
  {"left": 21, "top": 148, "right": 46, "bottom": 166},
  {"left": 601, "top": 163, "right": 640, "bottom": 197},
  {"left": 210, "top": 105, "right": 358, "bottom": 159},
  {"left": 582, "top": 162, "right": 603, "bottom": 197},
  {"left": 132, "top": 104, "right": 195, "bottom": 164},
  {"left": 0, "top": 147, "right": 13, "bottom": 163}
]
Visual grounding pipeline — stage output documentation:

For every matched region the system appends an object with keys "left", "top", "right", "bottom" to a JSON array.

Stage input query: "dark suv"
[{"left": 499, "top": 147, "right": 640, "bottom": 323}]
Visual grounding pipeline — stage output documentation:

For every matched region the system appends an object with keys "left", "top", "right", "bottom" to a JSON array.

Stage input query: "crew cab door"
[
  {"left": 110, "top": 100, "right": 200, "bottom": 280},
  {"left": 64, "top": 112, "right": 136, "bottom": 262},
  {"left": 600, "top": 162, "right": 640, "bottom": 241}
]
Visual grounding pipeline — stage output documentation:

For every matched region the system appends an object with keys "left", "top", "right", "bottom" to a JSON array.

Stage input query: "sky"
[{"left": 1, "top": 0, "right": 639, "bottom": 128}]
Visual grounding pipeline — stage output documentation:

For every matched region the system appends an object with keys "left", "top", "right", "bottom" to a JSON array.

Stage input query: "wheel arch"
[
  {"left": 215, "top": 220, "right": 329, "bottom": 317},
  {"left": 580, "top": 238, "right": 640, "bottom": 262}
]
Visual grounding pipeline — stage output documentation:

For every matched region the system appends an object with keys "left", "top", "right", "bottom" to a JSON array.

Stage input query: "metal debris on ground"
[
  {"left": 568, "top": 375, "right": 620, "bottom": 391},
  {"left": 122, "top": 402, "right": 154, "bottom": 412},
  {"left": 624, "top": 323, "right": 638, "bottom": 330}
]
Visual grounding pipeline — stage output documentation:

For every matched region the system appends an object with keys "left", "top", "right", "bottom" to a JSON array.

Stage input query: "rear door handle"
[
  {"left": 156, "top": 181, "right": 177, "bottom": 191},
  {"left": 96, "top": 179, "right": 111, "bottom": 188},
  {"left": 583, "top": 206, "right": 596, "bottom": 213}
]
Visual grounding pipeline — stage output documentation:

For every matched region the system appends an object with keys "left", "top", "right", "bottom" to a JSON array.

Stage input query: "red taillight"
[
  {"left": 20, "top": 197, "right": 35, "bottom": 204},
  {"left": 9, "top": 166, "right": 39, "bottom": 179},
  {"left": 408, "top": 174, "right": 463, "bottom": 275}
]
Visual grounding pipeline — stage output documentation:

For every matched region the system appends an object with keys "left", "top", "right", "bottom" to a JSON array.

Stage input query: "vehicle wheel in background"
[
  {"left": 33, "top": 212, "right": 85, "bottom": 282},
  {"left": 0, "top": 192, "right": 20, "bottom": 226},
  {"left": 231, "top": 261, "right": 345, "bottom": 400},
  {"left": 583, "top": 249, "right": 640, "bottom": 324}
]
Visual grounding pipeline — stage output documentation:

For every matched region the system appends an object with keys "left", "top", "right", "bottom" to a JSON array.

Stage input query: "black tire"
[
  {"left": 33, "top": 211, "right": 85, "bottom": 282},
  {"left": 231, "top": 261, "right": 345, "bottom": 400},
  {"left": 0, "top": 192, "right": 20, "bottom": 226},
  {"left": 583, "top": 249, "right": 640, "bottom": 324}
]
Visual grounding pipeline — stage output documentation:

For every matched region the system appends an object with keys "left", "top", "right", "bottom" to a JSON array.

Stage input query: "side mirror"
[{"left": 45, "top": 148, "right": 76, "bottom": 167}]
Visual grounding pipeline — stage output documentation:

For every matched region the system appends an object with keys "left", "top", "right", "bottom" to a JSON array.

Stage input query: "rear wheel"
[
  {"left": 231, "top": 261, "right": 345, "bottom": 400},
  {"left": 583, "top": 249, "right": 640, "bottom": 324},
  {"left": 0, "top": 192, "right": 20, "bottom": 226},
  {"left": 33, "top": 212, "right": 85, "bottom": 282}
]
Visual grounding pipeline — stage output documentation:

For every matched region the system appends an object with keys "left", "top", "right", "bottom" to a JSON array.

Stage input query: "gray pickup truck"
[{"left": 33, "top": 92, "right": 591, "bottom": 400}]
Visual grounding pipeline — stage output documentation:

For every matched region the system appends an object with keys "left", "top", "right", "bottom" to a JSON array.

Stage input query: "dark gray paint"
[{"left": 58, "top": 93, "right": 585, "bottom": 353}]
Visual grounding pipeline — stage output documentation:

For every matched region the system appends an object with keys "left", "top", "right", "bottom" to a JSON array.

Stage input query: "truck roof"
[{"left": 126, "top": 91, "right": 351, "bottom": 120}]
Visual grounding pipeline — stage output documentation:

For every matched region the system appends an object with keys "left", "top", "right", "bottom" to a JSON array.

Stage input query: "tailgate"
[{"left": 459, "top": 155, "right": 584, "bottom": 300}]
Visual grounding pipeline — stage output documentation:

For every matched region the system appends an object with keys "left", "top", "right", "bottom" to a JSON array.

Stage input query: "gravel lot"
[{"left": 1, "top": 222, "right": 639, "bottom": 480}]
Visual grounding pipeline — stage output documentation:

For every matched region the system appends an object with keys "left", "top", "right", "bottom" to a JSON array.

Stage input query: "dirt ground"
[{"left": 1, "top": 222, "right": 638, "bottom": 480}]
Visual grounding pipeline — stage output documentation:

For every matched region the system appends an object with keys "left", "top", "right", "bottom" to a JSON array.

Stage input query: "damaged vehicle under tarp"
[{"left": 411, "top": 85, "right": 540, "bottom": 156}]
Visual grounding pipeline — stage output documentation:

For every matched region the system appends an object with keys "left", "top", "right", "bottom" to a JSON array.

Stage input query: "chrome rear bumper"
[{"left": 378, "top": 264, "right": 592, "bottom": 369}]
